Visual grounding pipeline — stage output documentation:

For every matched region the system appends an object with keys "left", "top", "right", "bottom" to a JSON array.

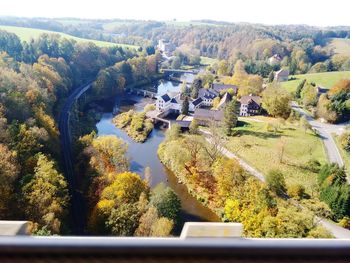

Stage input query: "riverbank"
[{"left": 157, "top": 136, "right": 222, "bottom": 219}]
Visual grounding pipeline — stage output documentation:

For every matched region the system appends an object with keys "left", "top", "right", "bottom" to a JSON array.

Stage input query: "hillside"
[
  {"left": 0, "top": 25, "right": 138, "bottom": 49},
  {"left": 281, "top": 71, "right": 350, "bottom": 93},
  {"left": 327, "top": 38, "right": 350, "bottom": 56}
]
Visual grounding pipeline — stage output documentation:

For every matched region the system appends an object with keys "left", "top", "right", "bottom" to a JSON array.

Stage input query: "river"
[{"left": 95, "top": 79, "right": 219, "bottom": 232}]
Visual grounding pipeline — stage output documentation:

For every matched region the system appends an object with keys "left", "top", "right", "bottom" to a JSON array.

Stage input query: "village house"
[
  {"left": 239, "top": 95, "right": 262, "bottom": 116},
  {"left": 274, "top": 69, "right": 289, "bottom": 82},
  {"left": 193, "top": 108, "right": 224, "bottom": 126},
  {"left": 156, "top": 92, "right": 181, "bottom": 112},
  {"left": 212, "top": 83, "right": 238, "bottom": 95}
]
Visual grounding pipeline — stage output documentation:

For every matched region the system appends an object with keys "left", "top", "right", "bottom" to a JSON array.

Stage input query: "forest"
[{"left": 0, "top": 28, "right": 164, "bottom": 235}]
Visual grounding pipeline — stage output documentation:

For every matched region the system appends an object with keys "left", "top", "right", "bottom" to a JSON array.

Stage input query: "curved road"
[
  {"left": 59, "top": 81, "right": 93, "bottom": 235},
  {"left": 291, "top": 102, "right": 345, "bottom": 167}
]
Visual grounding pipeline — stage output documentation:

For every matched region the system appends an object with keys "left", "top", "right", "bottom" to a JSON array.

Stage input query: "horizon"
[{"left": 0, "top": 0, "right": 349, "bottom": 27}]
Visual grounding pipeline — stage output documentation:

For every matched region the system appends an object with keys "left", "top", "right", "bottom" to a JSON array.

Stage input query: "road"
[
  {"left": 200, "top": 129, "right": 350, "bottom": 239},
  {"left": 291, "top": 102, "right": 345, "bottom": 167},
  {"left": 59, "top": 81, "right": 93, "bottom": 235}
]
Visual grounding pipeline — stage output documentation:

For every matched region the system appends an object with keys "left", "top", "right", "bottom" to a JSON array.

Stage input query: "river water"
[{"left": 95, "top": 79, "right": 219, "bottom": 231}]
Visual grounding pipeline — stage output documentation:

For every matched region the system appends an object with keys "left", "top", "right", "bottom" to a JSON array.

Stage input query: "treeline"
[
  {"left": 2, "top": 17, "right": 350, "bottom": 76},
  {"left": 158, "top": 126, "right": 331, "bottom": 237},
  {"left": 75, "top": 134, "right": 181, "bottom": 236},
  {"left": 0, "top": 29, "right": 139, "bottom": 234}
]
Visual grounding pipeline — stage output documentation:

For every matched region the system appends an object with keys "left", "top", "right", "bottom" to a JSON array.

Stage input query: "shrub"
[
  {"left": 287, "top": 184, "right": 305, "bottom": 200},
  {"left": 266, "top": 170, "right": 286, "bottom": 196}
]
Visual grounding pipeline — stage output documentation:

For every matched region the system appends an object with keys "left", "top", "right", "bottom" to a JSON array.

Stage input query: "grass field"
[
  {"left": 0, "top": 25, "right": 138, "bottom": 49},
  {"left": 200, "top": 56, "right": 218, "bottom": 65},
  {"left": 281, "top": 71, "right": 350, "bottom": 94},
  {"left": 327, "top": 38, "right": 350, "bottom": 56},
  {"left": 226, "top": 117, "right": 327, "bottom": 193}
]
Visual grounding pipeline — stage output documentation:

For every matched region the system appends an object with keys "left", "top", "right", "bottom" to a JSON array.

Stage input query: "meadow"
[
  {"left": 281, "top": 71, "right": 350, "bottom": 94},
  {"left": 0, "top": 25, "right": 138, "bottom": 49}
]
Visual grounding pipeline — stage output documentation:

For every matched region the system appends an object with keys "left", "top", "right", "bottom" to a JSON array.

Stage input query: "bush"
[
  {"left": 266, "top": 170, "right": 286, "bottom": 196},
  {"left": 287, "top": 184, "right": 305, "bottom": 200},
  {"left": 306, "top": 159, "right": 321, "bottom": 173},
  {"left": 339, "top": 132, "right": 350, "bottom": 152},
  {"left": 338, "top": 216, "right": 350, "bottom": 229}
]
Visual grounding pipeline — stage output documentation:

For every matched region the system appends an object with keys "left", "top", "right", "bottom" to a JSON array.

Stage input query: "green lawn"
[
  {"left": 200, "top": 56, "right": 218, "bottom": 66},
  {"left": 327, "top": 38, "right": 350, "bottom": 56},
  {"left": 281, "top": 71, "right": 350, "bottom": 94},
  {"left": 226, "top": 118, "right": 327, "bottom": 193},
  {"left": 0, "top": 25, "right": 138, "bottom": 49}
]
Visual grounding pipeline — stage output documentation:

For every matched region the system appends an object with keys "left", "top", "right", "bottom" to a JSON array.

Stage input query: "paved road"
[
  {"left": 201, "top": 129, "right": 350, "bottom": 239},
  {"left": 291, "top": 102, "right": 345, "bottom": 167},
  {"left": 59, "top": 81, "right": 93, "bottom": 235}
]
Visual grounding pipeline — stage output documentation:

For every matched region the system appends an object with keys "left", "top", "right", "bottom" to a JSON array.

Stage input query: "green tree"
[
  {"left": 223, "top": 99, "right": 238, "bottom": 135},
  {"left": 165, "top": 124, "right": 181, "bottom": 141},
  {"left": 171, "top": 56, "right": 181, "bottom": 69},
  {"left": 339, "top": 131, "right": 350, "bottom": 152},
  {"left": 181, "top": 96, "right": 189, "bottom": 115},
  {"left": 150, "top": 183, "right": 181, "bottom": 223},
  {"left": 301, "top": 83, "right": 318, "bottom": 107},
  {"left": 295, "top": 79, "right": 306, "bottom": 99},
  {"left": 106, "top": 203, "right": 140, "bottom": 236},
  {"left": 266, "top": 170, "right": 286, "bottom": 196},
  {"left": 191, "top": 79, "right": 202, "bottom": 99}
]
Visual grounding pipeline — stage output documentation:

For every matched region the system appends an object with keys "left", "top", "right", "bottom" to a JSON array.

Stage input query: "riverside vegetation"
[
  {"left": 113, "top": 110, "right": 154, "bottom": 143},
  {"left": 157, "top": 125, "right": 332, "bottom": 238}
]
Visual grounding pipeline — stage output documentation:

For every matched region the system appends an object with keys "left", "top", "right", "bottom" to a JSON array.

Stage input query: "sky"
[{"left": 0, "top": 0, "right": 348, "bottom": 27}]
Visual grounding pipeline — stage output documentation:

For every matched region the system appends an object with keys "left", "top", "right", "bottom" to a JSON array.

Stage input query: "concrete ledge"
[
  {"left": 180, "top": 222, "right": 243, "bottom": 238},
  {"left": 0, "top": 221, "right": 29, "bottom": 236}
]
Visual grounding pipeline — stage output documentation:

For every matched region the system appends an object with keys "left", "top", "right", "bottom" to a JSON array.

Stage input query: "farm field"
[
  {"left": 0, "top": 25, "right": 138, "bottom": 49},
  {"left": 327, "top": 38, "right": 350, "bottom": 56},
  {"left": 226, "top": 117, "right": 327, "bottom": 194},
  {"left": 281, "top": 71, "right": 350, "bottom": 94}
]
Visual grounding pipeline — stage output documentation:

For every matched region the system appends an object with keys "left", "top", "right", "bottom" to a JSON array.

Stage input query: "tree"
[
  {"left": 339, "top": 131, "right": 350, "bottom": 152},
  {"left": 100, "top": 172, "right": 149, "bottom": 205},
  {"left": 90, "top": 135, "right": 129, "bottom": 175},
  {"left": 0, "top": 144, "right": 19, "bottom": 217},
  {"left": 301, "top": 83, "right": 318, "bottom": 107},
  {"left": 189, "top": 119, "right": 199, "bottom": 134},
  {"left": 268, "top": 70, "right": 275, "bottom": 83},
  {"left": 150, "top": 183, "right": 181, "bottom": 222},
  {"left": 165, "top": 124, "right": 181, "bottom": 141},
  {"left": 171, "top": 56, "right": 181, "bottom": 69},
  {"left": 22, "top": 154, "right": 69, "bottom": 234},
  {"left": 295, "top": 79, "right": 306, "bottom": 99},
  {"left": 316, "top": 94, "right": 337, "bottom": 123},
  {"left": 106, "top": 203, "right": 140, "bottom": 236},
  {"left": 266, "top": 170, "right": 286, "bottom": 196},
  {"left": 223, "top": 99, "right": 238, "bottom": 135},
  {"left": 135, "top": 206, "right": 159, "bottom": 236},
  {"left": 300, "top": 116, "right": 312, "bottom": 133},
  {"left": 181, "top": 96, "right": 189, "bottom": 115},
  {"left": 191, "top": 79, "right": 202, "bottom": 99},
  {"left": 213, "top": 158, "right": 244, "bottom": 203},
  {"left": 150, "top": 217, "right": 174, "bottom": 237},
  {"left": 262, "top": 83, "right": 292, "bottom": 119}
]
